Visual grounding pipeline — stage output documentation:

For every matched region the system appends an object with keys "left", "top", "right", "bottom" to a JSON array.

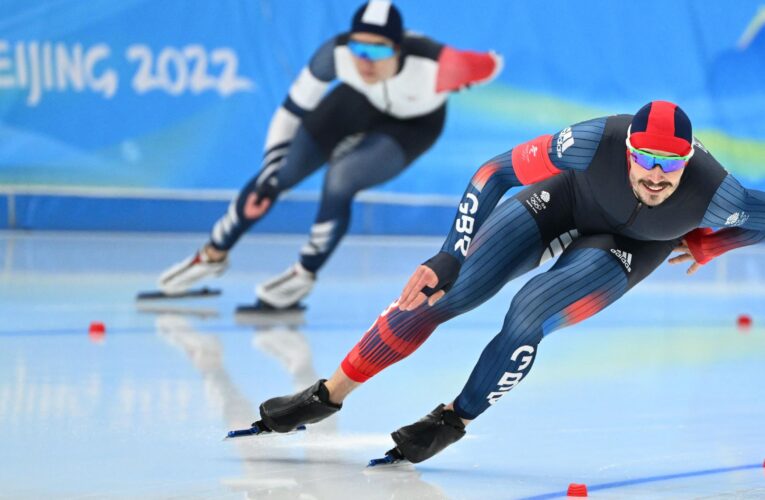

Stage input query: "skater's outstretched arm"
[
  {"left": 234, "top": 37, "right": 338, "bottom": 218},
  {"left": 669, "top": 175, "right": 765, "bottom": 274},
  {"left": 400, "top": 117, "right": 609, "bottom": 310}
]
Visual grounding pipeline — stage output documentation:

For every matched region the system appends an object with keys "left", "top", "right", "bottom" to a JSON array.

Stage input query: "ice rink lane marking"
[{"left": 520, "top": 462, "right": 763, "bottom": 499}]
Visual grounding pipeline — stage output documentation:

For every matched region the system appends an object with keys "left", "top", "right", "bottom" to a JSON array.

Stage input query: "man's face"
[
  {"left": 349, "top": 32, "right": 399, "bottom": 84},
  {"left": 627, "top": 148, "right": 687, "bottom": 206}
]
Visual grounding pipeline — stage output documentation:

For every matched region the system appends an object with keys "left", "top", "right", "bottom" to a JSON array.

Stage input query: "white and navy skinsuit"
[{"left": 208, "top": 31, "right": 501, "bottom": 273}]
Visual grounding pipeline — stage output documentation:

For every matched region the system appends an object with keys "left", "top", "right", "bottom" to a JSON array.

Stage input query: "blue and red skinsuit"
[{"left": 340, "top": 114, "right": 765, "bottom": 420}]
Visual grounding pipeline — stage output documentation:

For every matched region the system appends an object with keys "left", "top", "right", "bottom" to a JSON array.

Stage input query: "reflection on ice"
[{"left": 0, "top": 232, "right": 763, "bottom": 498}]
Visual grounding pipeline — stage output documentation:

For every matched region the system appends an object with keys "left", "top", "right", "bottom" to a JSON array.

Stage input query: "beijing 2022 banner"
[{"left": 1, "top": 0, "right": 764, "bottom": 195}]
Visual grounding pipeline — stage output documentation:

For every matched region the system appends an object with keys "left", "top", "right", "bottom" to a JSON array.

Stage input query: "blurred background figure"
[{"left": 156, "top": 0, "right": 502, "bottom": 310}]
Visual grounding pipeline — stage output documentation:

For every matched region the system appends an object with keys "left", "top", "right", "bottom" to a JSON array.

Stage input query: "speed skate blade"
[
  {"left": 235, "top": 300, "right": 306, "bottom": 314},
  {"left": 135, "top": 303, "right": 220, "bottom": 319},
  {"left": 224, "top": 422, "right": 307, "bottom": 441},
  {"left": 367, "top": 447, "right": 409, "bottom": 468},
  {"left": 136, "top": 287, "right": 221, "bottom": 300}
]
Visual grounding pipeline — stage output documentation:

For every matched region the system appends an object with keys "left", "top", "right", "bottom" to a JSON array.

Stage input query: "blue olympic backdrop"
[{"left": 1, "top": 0, "right": 764, "bottom": 234}]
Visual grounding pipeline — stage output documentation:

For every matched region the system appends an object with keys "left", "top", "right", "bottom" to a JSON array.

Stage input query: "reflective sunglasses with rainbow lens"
[
  {"left": 348, "top": 40, "right": 396, "bottom": 61},
  {"left": 626, "top": 136, "right": 694, "bottom": 173}
]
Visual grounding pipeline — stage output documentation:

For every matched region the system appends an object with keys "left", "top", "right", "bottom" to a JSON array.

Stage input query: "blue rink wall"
[
  {"left": 0, "top": 189, "right": 456, "bottom": 234},
  {"left": 1, "top": 0, "right": 765, "bottom": 233}
]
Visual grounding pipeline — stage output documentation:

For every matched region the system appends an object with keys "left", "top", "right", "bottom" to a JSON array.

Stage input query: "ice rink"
[{"left": 1, "top": 231, "right": 763, "bottom": 499}]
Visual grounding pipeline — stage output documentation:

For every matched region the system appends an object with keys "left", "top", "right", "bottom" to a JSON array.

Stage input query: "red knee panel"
[
  {"left": 562, "top": 291, "right": 609, "bottom": 326},
  {"left": 511, "top": 135, "right": 561, "bottom": 185}
]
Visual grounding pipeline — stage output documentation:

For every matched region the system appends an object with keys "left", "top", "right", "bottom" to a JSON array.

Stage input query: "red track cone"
[
  {"left": 737, "top": 314, "right": 752, "bottom": 330},
  {"left": 88, "top": 321, "right": 106, "bottom": 343},
  {"left": 567, "top": 483, "right": 588, "bottom": 497}
]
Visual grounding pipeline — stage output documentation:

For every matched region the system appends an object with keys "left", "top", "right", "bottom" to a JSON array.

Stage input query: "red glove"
[{"left": 436, "top": 47, "right": 502, "bottom": 92}]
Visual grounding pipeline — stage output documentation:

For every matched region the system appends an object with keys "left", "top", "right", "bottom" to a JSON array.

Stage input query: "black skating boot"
[
  {"left": 390, "top": 404, "right": 466, "bottom": 463},
  {"left": 258, "top": 379, "right": 341, "bottom": 433}
]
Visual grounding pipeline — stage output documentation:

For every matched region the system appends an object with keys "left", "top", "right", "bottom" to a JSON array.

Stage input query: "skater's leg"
[
  {"left": 255, "top": 173, "right": 582, "bottom": 433},
  {"left": 257, "top": 106, "right": 445, "bottom": 307},
  {"left": 448, "top": 246, "right": 628, "bottom": 422},
  {"left": 324, "top": 365, "right": 360, "bottom": 404},
  {"left": 387, "top": 235, "right": 677, "bottom": 463},
  {"left": 451, "top": 235, "right": 678, "bottom": 422},
  {"left": 254, "top": 133, "right": 411, "bottom": 308},
  {"left": 326, "top": 173, "right": 579, "bottom": 399},
  {"left": 259, "top": 198, "right": 546, "bottom": 431},
  {"left": 208, "top": 126, "right": 327, "bottom": 253},
  {"left": 208, "top": 84, "right": 379, "bottom": 255},
  {"left": 298, "top": 104, "right": 445, "bottom": 274},
  {"left": 158, "top": 85, "right": 381, "bottom": 294},
  {"left": 335, "top": 197, "right": 547, "bottom": 393},
  {"left": 157, "top": 127, "right": 326, "bottom": 294},
  {"left": 298, "top": 132, "right": 410, "bottom": 273}
]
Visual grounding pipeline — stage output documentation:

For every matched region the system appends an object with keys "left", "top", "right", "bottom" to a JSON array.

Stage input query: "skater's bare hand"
[
  {"left": 244, "top": 193, "right": 271, "bottom": 219},
  {"left": 399, "top": 265, "right": 444, "bottom": 311},
  {"left": 668, "top": 240, "right": 701, "bottom": 275}
]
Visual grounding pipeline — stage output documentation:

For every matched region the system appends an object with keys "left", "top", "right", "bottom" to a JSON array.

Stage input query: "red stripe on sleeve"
[
  {"left": 511, "top": 135, "right": 561, "bottom": 185},
  {"left": 470, "top": 161, "right": 500, "bottom": 192}
]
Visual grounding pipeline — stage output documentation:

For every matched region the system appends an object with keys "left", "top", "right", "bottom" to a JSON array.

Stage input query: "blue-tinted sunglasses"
[
  {"left": 626, "top": 136, "right": 693, "bottom": 173},
  {"left": 348, "top": 40, "right": 396, "bottom": 61}
]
